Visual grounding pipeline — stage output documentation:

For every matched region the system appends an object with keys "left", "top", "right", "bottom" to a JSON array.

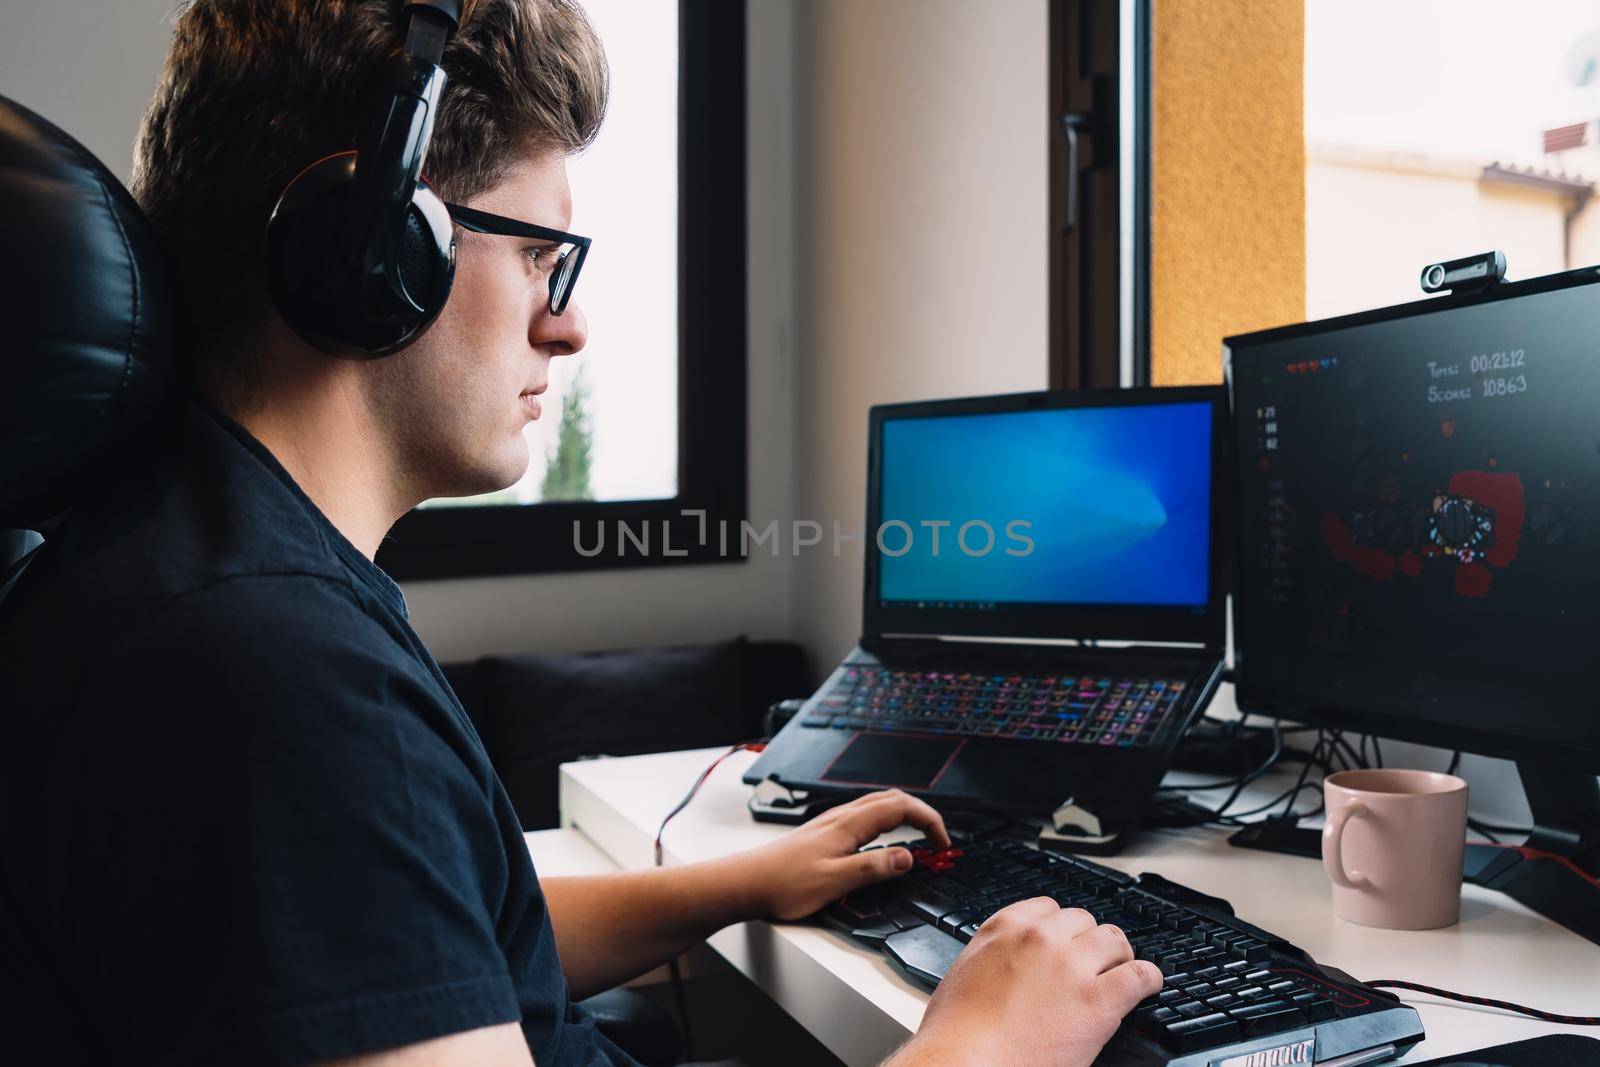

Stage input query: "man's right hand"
[{"left": 889, "top": 898, "right": 1164, "bottom": 1067}]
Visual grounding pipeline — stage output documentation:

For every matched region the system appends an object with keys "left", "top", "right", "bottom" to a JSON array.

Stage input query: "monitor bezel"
[
  {"left": 862, "top": 385, "right": 1228, "bottom": 647},
  {"left": 1224, "top": 264, "right": 1600, "bottom": 770}
]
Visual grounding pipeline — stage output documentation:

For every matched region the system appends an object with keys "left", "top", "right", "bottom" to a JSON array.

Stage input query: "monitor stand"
[{"left": 1461, "top": 756, "right": 1600, "bottom": 946}]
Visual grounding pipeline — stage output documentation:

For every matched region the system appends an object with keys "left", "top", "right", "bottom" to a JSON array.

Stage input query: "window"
[
  {"left": 377, "top": 0, "right": 746, "bottom": 580},
  {"left": 1305, "top": 0, "right": 1600, "bottom": 320},
  {"left": 1137, "top": 0, "right": 1600, "bottom": 385}
]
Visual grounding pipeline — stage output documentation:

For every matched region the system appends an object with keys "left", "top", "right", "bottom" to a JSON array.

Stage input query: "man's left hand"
[{"left": 730, "top": 789, "right": 951, "bottom": 922}]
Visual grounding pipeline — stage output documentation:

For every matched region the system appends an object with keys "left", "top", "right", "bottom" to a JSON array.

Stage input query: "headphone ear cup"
[
  {"left": 265, "top": 152, "right": 455, "bottom": 356},
  {"left": 396, "top": 184, "right": 456, "bottom": 337}
]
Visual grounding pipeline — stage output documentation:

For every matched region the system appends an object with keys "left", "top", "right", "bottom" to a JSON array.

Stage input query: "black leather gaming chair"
[
  {"left": 0, "top": 95, "right": 180, "bottom": 599},
  {"left": 0, "top": 93, "right": 686, "bottom": 1066}
]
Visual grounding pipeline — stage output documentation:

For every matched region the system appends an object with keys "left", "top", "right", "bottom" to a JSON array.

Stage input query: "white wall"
[
  {"left": 790, "top": 0, "right": 1052, "bottom": 671},
  {"left": 1, "top": 1, "right": 174, "bottom": 182}
]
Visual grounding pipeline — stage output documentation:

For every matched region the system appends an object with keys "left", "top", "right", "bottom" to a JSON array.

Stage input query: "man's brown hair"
[{"left": 131, "top": 0, "right": 608, "bottom": 401}]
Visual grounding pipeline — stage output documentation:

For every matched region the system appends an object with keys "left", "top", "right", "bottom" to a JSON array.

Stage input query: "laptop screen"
[{"left": 863, "top": 388, "right": 1225, "bottom": 644}]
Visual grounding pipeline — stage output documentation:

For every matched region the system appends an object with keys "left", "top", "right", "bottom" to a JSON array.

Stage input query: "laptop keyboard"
[{"left": 798, "top": 666, "right": 1187, "bottom": 746}]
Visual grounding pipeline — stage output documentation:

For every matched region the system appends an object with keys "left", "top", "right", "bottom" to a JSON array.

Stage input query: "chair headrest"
[{"left": 0, "top": 95, "right": 179, "bottom": 531}]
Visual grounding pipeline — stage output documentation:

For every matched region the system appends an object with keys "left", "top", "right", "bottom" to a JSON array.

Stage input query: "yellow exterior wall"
[{"left": 1151, "top": 0, "right": 1305, "bottom": 384}]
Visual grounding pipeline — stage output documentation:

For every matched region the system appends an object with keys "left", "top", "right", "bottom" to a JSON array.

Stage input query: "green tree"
[{"left": 540, "top": 366, "right": 594, "bottom": 501}]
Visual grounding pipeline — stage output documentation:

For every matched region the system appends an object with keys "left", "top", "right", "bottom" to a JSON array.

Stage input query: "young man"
[{"left": 0, "top": 1, "right": 1160, "bottom": 1064}]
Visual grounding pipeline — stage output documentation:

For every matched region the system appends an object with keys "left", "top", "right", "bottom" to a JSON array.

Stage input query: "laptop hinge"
[{"left": 868, "top": 632, "right": 1216, "bottom": 654}]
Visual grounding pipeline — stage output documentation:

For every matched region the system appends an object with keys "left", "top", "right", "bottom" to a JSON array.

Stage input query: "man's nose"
[{"left": 533, "top": 300, "right": 587, "bottom": 356}]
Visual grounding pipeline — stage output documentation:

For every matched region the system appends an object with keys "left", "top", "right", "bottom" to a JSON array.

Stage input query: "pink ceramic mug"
[{"left": 1322, "top": 768, "right": 1468, "bottom": 930}]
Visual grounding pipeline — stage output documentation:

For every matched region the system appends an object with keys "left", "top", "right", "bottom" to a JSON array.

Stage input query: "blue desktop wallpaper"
[{"left": 878, "top": 403, "right": 1213, "bottom": 606}]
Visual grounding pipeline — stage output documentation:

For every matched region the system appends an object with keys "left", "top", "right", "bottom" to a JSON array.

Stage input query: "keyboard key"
[
  {"left": 1132, "top": 1004, "right": 1180, "bottom": 1028},
  {"left": 1228, "top": 1001, "right": 1306, "bottom": 1035},
  {"left": 1229, "top": 939, "right": 1271, "bottom": 963},
  {"left": 1292, "top": 994, "right": 1336, "bottom": 1021},
  {"left": 898, "top": 883, "right": 960, "bottom": 925},
  {"left": 883, "top": 902, "right": 925, "bottom": 931},
  {"left": 1158, "top": 1011, "right": 1242, "bottom": 1052},
  {"left": 937, "top": 911, "right": 976, "bottom": 937}
]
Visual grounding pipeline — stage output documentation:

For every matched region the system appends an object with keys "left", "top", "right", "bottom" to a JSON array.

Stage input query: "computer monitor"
[
  {"left": 1226, "top": 266, "right": 1600, "bottom": 943},
  {"left": 862, "top": 386, "right": 1227, "bottom": 647}
]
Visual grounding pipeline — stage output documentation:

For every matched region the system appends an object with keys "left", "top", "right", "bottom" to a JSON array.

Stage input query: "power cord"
[
  {"left": 651, "top": 739, "right": 767, "bottom": 1063},
  {"left": 1147, "top": 727, "right": 1537, "bottom": 837},
  {"left": 1364, "top": 980, "right": 1600, "bottom": 1025},
  {"left": 653, "top": 741, "right": 765, "bottom": 865}
]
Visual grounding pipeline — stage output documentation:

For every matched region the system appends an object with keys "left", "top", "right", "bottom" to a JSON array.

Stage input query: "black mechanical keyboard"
[
  {"left": 818, "top": 833, "right": 1423, "bottom": 1066},
  {"left": 799, "top": 667, "right": 1187, "bottom": 747}
]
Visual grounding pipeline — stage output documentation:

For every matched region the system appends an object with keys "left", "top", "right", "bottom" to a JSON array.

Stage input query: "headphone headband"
[
  {"left": 264, "top": 0, "right": 467, "bottom": 355},
  {"left": 404, "top": 0, "right": 465, "bottom": 29}
]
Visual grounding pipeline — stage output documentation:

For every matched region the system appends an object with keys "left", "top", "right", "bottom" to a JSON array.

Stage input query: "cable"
[
  {"left": 1160, "top": 721, "right": 1287, "bottom": 793},
  {"left": 1150, "top": 722, "right": 1375, "bottom": 832},
  {"left": 1328, "top": 730, "right": 1365, "bottom": 772},
  {"left": 1227, "top": 781, "right": 1324, "bottom": 822},
  {"left": 1199, "top": 714, "right": 1318, "bottom": 736},
  {"left": 653, "top": 740, "right": 765, "bottom": 866},
  {"left": 1262, "top": 730, "right": 1337, "bottom": 822},
  {"left": 1467, "top": 818, "right": 1503, "bottom": 844},
  {"left": 1151, "top": 720, "right": 1286, "bottom": 828},
  {"left": 1446, "top": 750, "right": 1462, "bottom": 776},
  {"left": 651, "top": 740, "right": 766, "bottom": 1062},
  {"left": 1209, "top": 720, "right": 1288, "bottom": 821},
  {"left": 665, "top": 958, "right": 694, "bottom": 1061},
  {"left": 1365, "top": 979, "right": 1600, "bottom": 1025}
]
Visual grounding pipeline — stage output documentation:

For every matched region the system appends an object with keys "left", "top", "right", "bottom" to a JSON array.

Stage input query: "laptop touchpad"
[{"left": 821, "top": 733, "right": 963, "bottom": 790}]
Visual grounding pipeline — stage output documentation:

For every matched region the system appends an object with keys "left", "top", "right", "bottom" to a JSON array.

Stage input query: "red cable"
[
  {"left": 653, "top": 741, "right": 765, "bottom": 866},
  {"left": 1366, "top": 980, "right": 1600, "bottom": 1025}
]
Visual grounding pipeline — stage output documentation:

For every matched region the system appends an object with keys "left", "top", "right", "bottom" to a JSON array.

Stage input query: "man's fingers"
[
  {"left": 1098, "top": 958, "right": 1165, "bottom": 1007},
  {"left": 1074, "top": 923, "right": 1135, "bottom": 974},
  {"left": 841, "top": 789, "right": 951, "bottom": 848},
  {"left": 839, "top": 844, "right": 917, "bottom": 888},
  {"left": 1044, "top": 905, "right": 1098, "bottom": 940},
  {"left": 983, "top": 895, "right": 1061, "bottom": 930}
]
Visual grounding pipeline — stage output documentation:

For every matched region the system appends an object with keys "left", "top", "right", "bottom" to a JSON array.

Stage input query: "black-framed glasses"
[{"left": 444, "top": 202, "right": 591, "bottom": 316}]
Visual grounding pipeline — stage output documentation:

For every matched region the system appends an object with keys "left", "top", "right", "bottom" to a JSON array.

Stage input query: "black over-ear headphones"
[{"left": 265, "top": 0, "right": 465, "bottom": 356}]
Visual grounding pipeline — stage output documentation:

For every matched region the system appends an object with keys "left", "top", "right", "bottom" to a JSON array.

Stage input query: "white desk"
[{"left": 557, "top": 746, "right": 1599, "bottom": 1066}]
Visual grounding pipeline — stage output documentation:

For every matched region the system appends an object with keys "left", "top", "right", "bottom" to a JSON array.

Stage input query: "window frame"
[
  {"left": 377, "top": 0, "right": 747, "bottom": 581},
  {"left": 1049, "top": 0, "right": 1150, "bottom": 389}
]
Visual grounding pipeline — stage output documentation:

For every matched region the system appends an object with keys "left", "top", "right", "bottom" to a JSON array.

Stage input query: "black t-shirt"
[{"left": 0, "top": 399, "right": 633, "bottom": 1066}]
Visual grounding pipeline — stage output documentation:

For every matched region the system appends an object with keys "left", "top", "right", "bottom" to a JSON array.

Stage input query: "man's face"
[{"left": 364, "top": 148, "right": 588, "bottom": 503}]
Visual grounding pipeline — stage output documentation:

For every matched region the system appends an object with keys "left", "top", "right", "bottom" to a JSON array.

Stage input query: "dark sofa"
[{"left": 442, "top": 635, "right": 808, "bottom": 830}]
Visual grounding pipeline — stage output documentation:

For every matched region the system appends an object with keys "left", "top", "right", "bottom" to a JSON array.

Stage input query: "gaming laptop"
[{"left": 744, "top": 387, "right": 1228, "bottom": 844}]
